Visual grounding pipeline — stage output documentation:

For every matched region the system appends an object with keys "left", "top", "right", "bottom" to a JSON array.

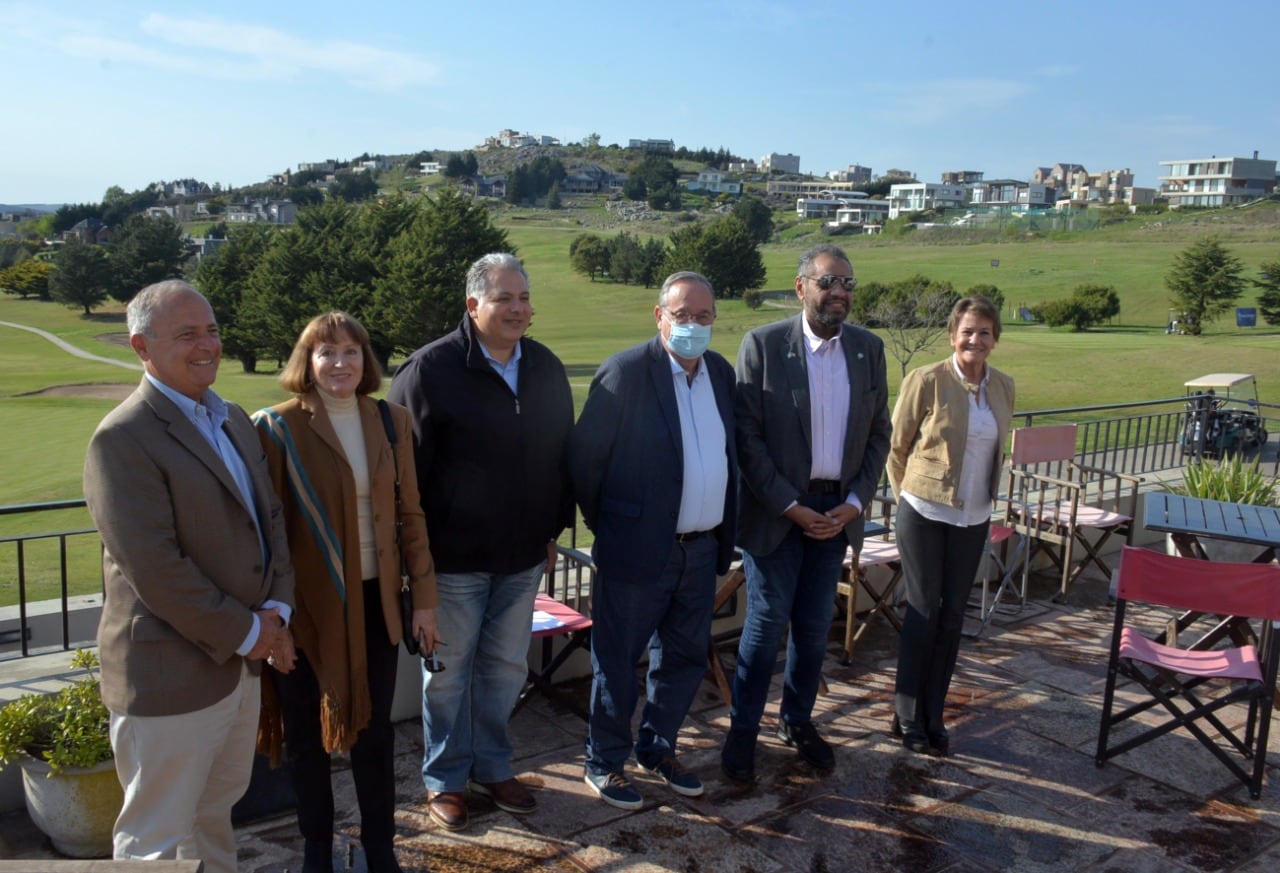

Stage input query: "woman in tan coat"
[
  {"left": 886, "top": 296, "right": 1014, "bottom": 757},
  {"left": 254, "top": 312, "right": 439, "bottom": 873}
]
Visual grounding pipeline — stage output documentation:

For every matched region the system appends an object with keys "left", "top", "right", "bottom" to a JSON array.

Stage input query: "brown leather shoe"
[
  {"left": 469, "top": 777, "right": 537, "bottom": 814},
  {"left": 426, "top": 790, "right": 468, "bottom": 831}
]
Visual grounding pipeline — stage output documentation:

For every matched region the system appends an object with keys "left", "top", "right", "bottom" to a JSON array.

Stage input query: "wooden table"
[
  {"left": 1144, "top": 492, "right": 1280, "bottom": 564},
  {"left": 1142, "top": 492, "right": 1280, "bottom": 651}
]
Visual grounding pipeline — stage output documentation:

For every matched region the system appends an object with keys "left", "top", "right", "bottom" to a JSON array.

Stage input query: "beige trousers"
[{"left": 109, "top": 662, "right": 259, "bottom": 873}]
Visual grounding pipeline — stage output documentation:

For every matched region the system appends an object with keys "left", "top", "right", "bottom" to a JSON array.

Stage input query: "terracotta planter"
[{"left": 18, "top": 755, "right": 121, "bottom": 858}]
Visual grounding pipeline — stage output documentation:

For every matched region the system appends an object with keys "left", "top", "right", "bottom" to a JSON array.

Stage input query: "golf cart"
[{"left": 1181, "top": 373, "right": 1268, "bottom": 458}]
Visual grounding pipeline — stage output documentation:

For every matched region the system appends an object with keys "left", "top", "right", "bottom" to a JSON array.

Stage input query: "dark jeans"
[
  {"left": 272, "top": 579, "right": 399, "bottom": 852},
  {"left": 731, "top": 492, "right": 848, "bottom": 733},
  {"left": 893, "top": 500, "right": 988, "bottom": 735},
  {"left": 585, "top": 534, "right": 718, "bottom": 775}
]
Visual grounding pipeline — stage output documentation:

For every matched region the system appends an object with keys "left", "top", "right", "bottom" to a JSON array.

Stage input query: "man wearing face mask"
[{"left": 570, "top": 271, "right": 738, "bottom": 809}]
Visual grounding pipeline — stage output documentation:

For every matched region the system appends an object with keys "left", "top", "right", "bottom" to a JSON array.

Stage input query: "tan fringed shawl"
[{"left": 253, "top": 399, "right": 375, "bottom": 761}]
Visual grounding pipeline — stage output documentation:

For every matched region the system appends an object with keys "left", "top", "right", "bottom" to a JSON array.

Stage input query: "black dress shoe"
[
  {"left": 363, "top": 844, "right": 404, "bottom": 873},
  {"left": 776, "top": 720, "right": 835, "bottom": 771},
  {"left": 302, "top": 839, "right": 331, "bottom": 873},
  {"left": 902, "top": 730, "right": 930, "bottom": 754},
  {"left": 893, "top": 714, "right": 930, "bottom": 753},
  {"left": 927, "top": 728, "right": 950, "bottom": 757},
  {"left": 721, "top": 729, "right": 757, "bottom": 783}
]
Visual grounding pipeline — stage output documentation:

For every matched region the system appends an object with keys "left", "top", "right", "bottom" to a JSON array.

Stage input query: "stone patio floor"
[{"left": 3, "top": 557, "right": 1279, "bottom": 872}]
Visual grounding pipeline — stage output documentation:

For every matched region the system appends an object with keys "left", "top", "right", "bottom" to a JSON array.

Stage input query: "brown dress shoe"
[
  {"left": 427, "top": 790, "right": 469, "bottom": 831},
  {"left": 469, "top": 777, "right": 537, "bottom": 814}
]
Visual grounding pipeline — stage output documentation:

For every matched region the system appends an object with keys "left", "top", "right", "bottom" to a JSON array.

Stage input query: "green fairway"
[{"left": 2, "top": 206, "right": 1278, "bottom": 603}]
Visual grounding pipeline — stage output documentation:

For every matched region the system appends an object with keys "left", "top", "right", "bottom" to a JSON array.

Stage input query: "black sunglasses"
[
  {"left": 418, "top": 637, "right": 446, "bottom": 673},
  {"left": 808, "top": 274, "right": 857, "bottom": 291},
  {"left": 423, "top": 648, "right": 446, "bottom": 673}
]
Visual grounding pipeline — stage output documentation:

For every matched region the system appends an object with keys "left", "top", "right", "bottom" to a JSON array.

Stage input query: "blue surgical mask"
[{"left": 666, "top": 322, "right": 712, "bottom": 359}]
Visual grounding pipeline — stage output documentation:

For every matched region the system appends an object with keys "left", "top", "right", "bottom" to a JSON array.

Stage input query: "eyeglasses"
[
  {"left": 662, "top": 308, "right": 715, "bottom": 326},
  {"left": 805, "top": 274, "right": 857, "bottom": 291}
]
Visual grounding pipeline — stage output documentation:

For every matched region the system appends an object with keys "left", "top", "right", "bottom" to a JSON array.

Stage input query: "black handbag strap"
[{"left": 377, "top": 400, "right": 409, "bottom": 595}]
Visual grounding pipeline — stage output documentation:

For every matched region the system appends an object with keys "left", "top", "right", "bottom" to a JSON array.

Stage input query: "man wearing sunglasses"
[{"left": 723, "top": 244, "right": 891, "bottom": 782}]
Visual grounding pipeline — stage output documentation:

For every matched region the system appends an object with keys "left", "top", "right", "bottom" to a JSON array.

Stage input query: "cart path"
[{"left": 0, "top": 320, "right": 143, "bottom": 371}]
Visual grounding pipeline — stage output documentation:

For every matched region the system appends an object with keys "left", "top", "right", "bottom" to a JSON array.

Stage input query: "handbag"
[{"left": 377, "top": 399, "right": 420, "bottom": 655}]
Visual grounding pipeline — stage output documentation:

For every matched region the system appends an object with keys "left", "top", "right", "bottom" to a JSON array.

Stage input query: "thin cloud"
[
  {"left": 58, "top": 33, "right": 284, "bottom": 81},
  {"left": 1035, "top": 64, "right": 1079, "bottom": 78},
  {"left": 31, "top": 10, "right": 437, "bottom": 90},
  {"left": 873, "top": 78, "right": 1034, "bottom": 125},
  {"left": 139, "top": 13, "right": 439, "bottom": 90}
]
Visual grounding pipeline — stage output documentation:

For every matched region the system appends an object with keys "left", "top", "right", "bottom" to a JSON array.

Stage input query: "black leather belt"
[
  {"left": 807, "top": 479, "right": 842, "bottom": 495},
  {"left": 675, "top": 529, "right": 713, "bottom": 543}
]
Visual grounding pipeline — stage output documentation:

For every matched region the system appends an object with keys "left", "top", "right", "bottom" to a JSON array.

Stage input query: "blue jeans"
[
  {"left": 586, "top": 534, "right": 717, "bottom": 776},
  {"left": 731, "top": 494, "right": 848, "bottom": 733},
  {"left": 420, "top": 562, "right": 543, "bottom": 793}
]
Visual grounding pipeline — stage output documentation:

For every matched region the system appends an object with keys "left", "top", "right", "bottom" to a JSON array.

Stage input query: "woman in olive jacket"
[
  {"left": 254, "top": 312, "right": 439, "bottom": 873},
  {"left": 886, "top": 296, "right": 1014, "bottom": 757}
]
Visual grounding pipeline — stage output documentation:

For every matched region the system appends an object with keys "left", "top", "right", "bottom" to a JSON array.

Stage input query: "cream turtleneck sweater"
[{"left": 317, "top": 389, "right": 378, "bottom": 580}]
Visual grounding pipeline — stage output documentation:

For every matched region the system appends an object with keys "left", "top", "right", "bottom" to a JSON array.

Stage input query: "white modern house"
[
  {"left": 831, "top": 198, "right": 890, "bottom": 229},
  {"left": 1158, "top": 153, "right": 1277, "bottom": 207},
  {"left": 887, "top": 182, "right": 966, "bottom": 218},
  {"left": 628, "top": 138, "right": 675, "bottom": 152},
  {"left": 796, "top": 190, "right": 876, "bottom": 219},
  {"left": 685, "top": 170, "right": 742, "bottom": 195},
  {"left": 760, "top": 152, "right": 801, "bottom": 174},
  {"left": 828, "top": 164, "right": 872, "bottom": 184},
  {"left": 969, "top": 179, "right": 1055, "bottom": 210}
]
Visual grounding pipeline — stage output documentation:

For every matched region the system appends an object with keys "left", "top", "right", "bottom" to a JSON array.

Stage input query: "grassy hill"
[
  {"left": 2, "top": 198, "right": 1277, "bottom": 602},
  {"left": 4, "top": 199, "right": 1278, "bottom": 492}
]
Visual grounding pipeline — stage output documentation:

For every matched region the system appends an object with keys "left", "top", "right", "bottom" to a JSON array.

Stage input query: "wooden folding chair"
[
  {"left": 706, "top": 559, "right": 746, "bottom": 707},
  {"left": 515, "top": 545, "right": 594, "bottom": 720},
  {"left": 835, "top": 495, "right": 902, "bottom": 664},
  {"left": 1004, "top": 424, "right": 1140, "bottom": 601},
  {"left": 1095, "top": 547, "right": 1280, "bottom": 799}
]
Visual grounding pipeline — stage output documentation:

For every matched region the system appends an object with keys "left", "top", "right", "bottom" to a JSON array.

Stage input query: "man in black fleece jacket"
[{"left": 388, "top": 252, "right": 573, "bottom": 832}]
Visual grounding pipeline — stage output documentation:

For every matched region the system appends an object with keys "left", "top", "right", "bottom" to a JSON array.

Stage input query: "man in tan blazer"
[{"left": 83, "top": 280, "right": 295, "bottom": 873}]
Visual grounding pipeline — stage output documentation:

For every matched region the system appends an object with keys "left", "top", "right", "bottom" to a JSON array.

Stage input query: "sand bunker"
[{"left": 26, "top": 383, "right": 135, "bottom": 400}]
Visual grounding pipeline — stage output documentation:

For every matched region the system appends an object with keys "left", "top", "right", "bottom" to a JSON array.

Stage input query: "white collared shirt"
[
  {"left": 801, "top": 318, "right": 859, "bottom": 508},
  {"left": 902, "top": 357, "right": 998, "bottom": 527},
  {"left": 666, "top": 353, "right": 728, "bottom": 534}
]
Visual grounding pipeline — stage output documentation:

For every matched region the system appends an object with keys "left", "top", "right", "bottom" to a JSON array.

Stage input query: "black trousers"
[
  {"left": 272, "top": 579, "right": 399, "bottom": 851},
  {"left": 893, "top": 500, "right": 988, "bottom": 735}
]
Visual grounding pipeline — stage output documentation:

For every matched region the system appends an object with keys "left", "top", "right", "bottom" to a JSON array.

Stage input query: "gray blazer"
[
  {"left": 734, "top": 314, "right": 892, "bottom": 556},
  {"left": 84, "top": 379, "right": 294, "bottom": 717}
]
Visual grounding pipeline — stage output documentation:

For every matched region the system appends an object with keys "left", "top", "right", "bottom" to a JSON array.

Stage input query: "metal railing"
[
  {"left": 1016, "top": 396, "right": 1277, "bottom": 478},
  {"left": 0, "top": 499, "right": 100, "bottom": 659},
  {"left": 3, "top": 397, "right": 1276, "bottom": 660}
]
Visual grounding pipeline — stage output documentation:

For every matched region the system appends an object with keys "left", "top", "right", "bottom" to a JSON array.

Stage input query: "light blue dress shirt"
[
  {"left": 666, "top": 353, "right": 728, "bottom": 534},
  {"left": 144, "top": 373, "right": 290, "bottom": 654}
]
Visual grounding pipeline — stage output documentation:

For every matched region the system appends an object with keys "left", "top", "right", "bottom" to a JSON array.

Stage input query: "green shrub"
[
  {"left": 1173, "top": 455, "right": 1279, "bottom": 507},
  {"left": 0, "top": 650, "right": 112, "bottom": 774}
]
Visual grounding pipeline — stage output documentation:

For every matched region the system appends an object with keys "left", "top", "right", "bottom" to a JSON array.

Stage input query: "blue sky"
[{"left": 2, "top": 0, "right": 1275, "bottom": 205}]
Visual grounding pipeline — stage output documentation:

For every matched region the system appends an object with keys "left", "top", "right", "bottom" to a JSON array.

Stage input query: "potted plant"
[
  {"left": 0, "top": 649, "right": 122, "bottom": 858},
  {"left": 1168, "top": 454, "right": 1279, "bottom": 561}
]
